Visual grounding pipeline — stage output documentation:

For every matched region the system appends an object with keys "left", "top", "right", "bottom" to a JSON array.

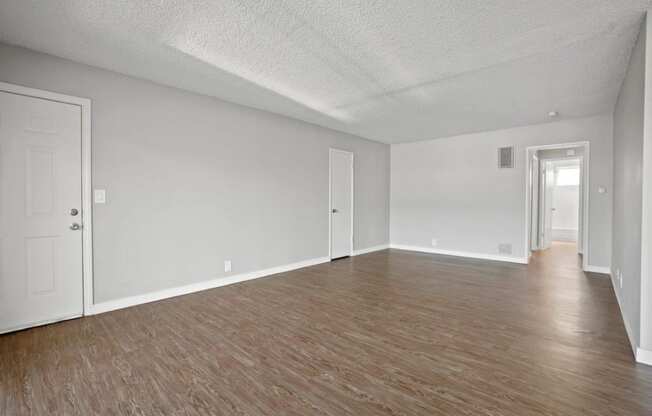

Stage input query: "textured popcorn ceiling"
[{"left": 0, "top": 1, "right": 649, "bottom": 143}]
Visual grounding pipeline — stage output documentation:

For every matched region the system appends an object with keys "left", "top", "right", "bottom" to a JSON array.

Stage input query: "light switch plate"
[{"left": 94, "top": 189, "right": 106, "bottom": 204}]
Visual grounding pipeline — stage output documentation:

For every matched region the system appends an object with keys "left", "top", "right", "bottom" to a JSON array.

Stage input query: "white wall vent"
[{"left": 498, "top": 146, "right": 514, "bottom": 169}]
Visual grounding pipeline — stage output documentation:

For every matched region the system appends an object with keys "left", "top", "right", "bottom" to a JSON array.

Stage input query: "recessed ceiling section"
[{"left": 0, "top": 0, "right": 649, "bottom": 143}]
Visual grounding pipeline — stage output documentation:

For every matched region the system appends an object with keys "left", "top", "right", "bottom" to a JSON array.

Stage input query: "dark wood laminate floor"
[{"left": 2, "top": 242, "right": 651, "bottom": 415}]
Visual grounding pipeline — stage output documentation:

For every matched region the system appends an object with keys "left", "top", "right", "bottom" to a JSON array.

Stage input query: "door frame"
[
  {"left": 328, "top": 148, "right": 354, "bottom": 259},
  {"left": 540, "top": 159, "right": 556, "bottom": 250},
  {"left": 524, "top": 141, "right": 589, "bottom": 270},
  {"left": 529, "top": 152, "right": 540, "bottom": 250},
  {"left": 0, "top": 81, "right": 94, "bottom": 315}
]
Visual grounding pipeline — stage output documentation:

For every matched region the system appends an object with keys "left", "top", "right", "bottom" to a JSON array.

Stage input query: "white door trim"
[
  {"left": 328, "top": 148, "right": 354, "bottom": 259},
  {"left": 0, "top": 81, "right": 94, "bottom": 315},
  {"left": 524, "top": 141, "right": 590, "bottom": 270}
]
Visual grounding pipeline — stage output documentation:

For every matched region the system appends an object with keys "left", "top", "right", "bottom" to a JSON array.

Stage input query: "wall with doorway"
[
  {"left": 391, "top": 114, "right": 612, "bottom": 267},
  {"left": 0, "top": 43, "right": 391, "bottom": 305}
]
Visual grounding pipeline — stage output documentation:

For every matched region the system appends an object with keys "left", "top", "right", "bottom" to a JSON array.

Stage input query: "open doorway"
[{"left": 525, "top": 142, "right": 589, "bottom": 270}]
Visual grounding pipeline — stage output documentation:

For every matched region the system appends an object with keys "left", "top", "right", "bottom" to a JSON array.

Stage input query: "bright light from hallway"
[{"left": 556, "top": 167, "right": 580, "bottom": 186}]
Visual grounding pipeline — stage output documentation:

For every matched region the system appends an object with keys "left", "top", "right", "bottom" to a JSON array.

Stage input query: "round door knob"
[
  {"left": 70, "top": 208, "right": 79, "bottom": 216},
  {"left": 69, "top": 223, "right": 81, "bottom": 231},
  {"left": 332, "top": 208, "right": 338, "bottom": 213}
]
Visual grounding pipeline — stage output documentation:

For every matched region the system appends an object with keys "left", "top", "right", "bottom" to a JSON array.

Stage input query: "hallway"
[{"left": 529, "top": 241, "right": 584, "bottom": 272}]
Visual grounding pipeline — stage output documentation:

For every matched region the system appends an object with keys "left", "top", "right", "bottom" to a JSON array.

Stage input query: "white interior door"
[
  {"left": 541, "top": 161, "right": 555, "bottom": 249},
  {"left": 330, "top": 149, "right": 353, "bottom": 259},
  {"left": 0, "top": 91, "right": 83, "bottom": 333},
  {"left": 577, "top": 160, "right": 584, "bottom": 253}
]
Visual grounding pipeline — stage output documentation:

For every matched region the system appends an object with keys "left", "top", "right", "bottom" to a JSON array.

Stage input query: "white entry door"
[
  {"left": 330, "top": 149, "right": 353, "bottom": 259},
  {"left": 0, "top": 91, "right": 84, "bottom": 333}
]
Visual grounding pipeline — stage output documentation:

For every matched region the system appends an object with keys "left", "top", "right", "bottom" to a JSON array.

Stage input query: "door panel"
[
  {"left": 529, "top": 154, "right": 539, "bottom": 251},
  {"left": 542, "top": 161, "right": 555, "bottom": 249},
  {"left": 330, "top": 150, "right": 352, "bottom": 259},
  {"left": 577, "top": 161, "right": 584, "bottom": 253},
  {"left": 0, "top": 91, "right": 83, "bottom": 333}
]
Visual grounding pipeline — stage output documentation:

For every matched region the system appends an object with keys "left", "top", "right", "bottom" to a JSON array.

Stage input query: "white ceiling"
[{"left": 0, "top": 1, "right": 649, "bottom": 143}]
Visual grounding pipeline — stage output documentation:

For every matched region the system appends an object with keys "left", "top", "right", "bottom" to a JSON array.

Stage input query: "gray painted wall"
[
  {"left": 391, "top": 114, "right": 613, "bottom": 267},
  {"left": 641, "top": 14, "right": 652, "bottom": 354},
  {"left": 0, "top": 43, "right": 390, "bottom": 303},
  {"left": 612, "top": 19, "right": 645, "bottom": 349}
]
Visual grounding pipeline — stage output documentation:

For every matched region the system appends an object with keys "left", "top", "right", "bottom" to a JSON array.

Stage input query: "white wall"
[
  {"left": 391, "top": 114, "right": 613, "bottom": 267},
  {"left": 0, "top": 43, "right": 390, "bottom": 304},
  {"left": 612, "top": 17, "right": 645, "bottom": 351}
]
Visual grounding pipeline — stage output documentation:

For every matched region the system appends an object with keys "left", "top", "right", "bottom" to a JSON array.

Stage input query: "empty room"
[{"left": 2, "top": 1, "right": 652, "bottom": 415}]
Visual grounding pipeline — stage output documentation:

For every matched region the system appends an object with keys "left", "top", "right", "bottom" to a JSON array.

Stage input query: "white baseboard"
[
  {"left": 87, "top": 256, "right": 330, "bottom": 316},
  {"left": 637, "top": 348, "right": 652, "bottom": 366},
  {"left": 389, "top": 244, "right": 528, "bottom": 264},
  {"left": 584, "top": 265, "right": 611, "bottom": 274},
  {"left": 352, "top": 244, "right": 389, "bottom": 256},
  {"left": 611, "top": 272, "right": 638, "bottom": 358}
]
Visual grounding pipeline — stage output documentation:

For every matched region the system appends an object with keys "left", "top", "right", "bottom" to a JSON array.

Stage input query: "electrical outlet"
[
  {"left": 431, "top": 238, "right": 438, "bottom": 247},
  {"left": 224, "top": 260, "right": 232, "bottom": 273},
  {"left": 498, "top": 243, "right": 512, "bottom": 255},
  {"left": 620, "top": 271, "right": 623, "bottom": 288}
]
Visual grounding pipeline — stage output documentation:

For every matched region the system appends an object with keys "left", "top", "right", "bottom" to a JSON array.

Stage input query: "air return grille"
[{"left": 498, "top": 146, "right": 514, "bottom": 169}]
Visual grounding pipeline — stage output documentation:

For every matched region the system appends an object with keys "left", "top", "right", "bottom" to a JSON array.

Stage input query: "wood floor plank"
[{"left": 1, "top": 242, "right": 651, "bottom": 415}]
